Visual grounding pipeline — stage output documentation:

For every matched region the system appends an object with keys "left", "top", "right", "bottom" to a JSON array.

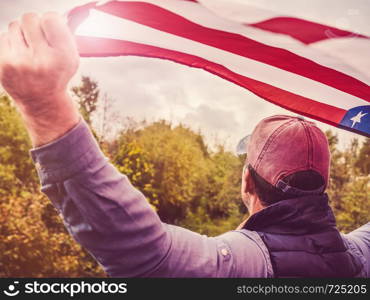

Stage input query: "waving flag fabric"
[{"left": 67, "top": 0, "right": 370, "bottom": 137}]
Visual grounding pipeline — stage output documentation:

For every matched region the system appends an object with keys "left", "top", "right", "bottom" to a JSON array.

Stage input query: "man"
[{"left": 0, "top": 13, "right": 369, "bottom": 277}]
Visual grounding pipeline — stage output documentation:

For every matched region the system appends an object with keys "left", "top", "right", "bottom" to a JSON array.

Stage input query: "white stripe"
[
  {"left": 109, "top": 0, "right": 370, "bottom": 85},
  {"left": 198, "top": 0, "right": 281, "bottom": 24},
  {"left": 312, "top": 37, "right": 370, "bottom": 84},
  {"left": 76, "top": 9, "right": 369, "bottom": 110}
]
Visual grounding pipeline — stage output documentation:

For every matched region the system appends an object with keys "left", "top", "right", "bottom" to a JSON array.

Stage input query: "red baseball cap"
[{"left": 236, "top": 115, "right": 330, "bottom": 194}]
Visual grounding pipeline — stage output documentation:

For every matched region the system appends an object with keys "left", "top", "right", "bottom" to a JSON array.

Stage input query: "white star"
[{"left": 350, "top": 111, "right": 368, "bottom": 128}]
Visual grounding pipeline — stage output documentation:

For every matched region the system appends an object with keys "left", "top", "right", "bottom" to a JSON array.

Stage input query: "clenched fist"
[{"left": 0, "top": 12, "right": 80, "bottom": 146}]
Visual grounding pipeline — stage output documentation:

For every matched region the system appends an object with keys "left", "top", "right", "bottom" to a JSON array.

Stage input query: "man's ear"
[
  {"left": 244, "top": 168, "right": 255, "bottom": 194},
  {"left": 243, "top": 167, "right": 255, "bottom": 195}
]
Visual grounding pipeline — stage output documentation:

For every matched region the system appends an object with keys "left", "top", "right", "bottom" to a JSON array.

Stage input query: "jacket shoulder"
[{"left": 215, "top": 229, "right": 273, "bottom": 277}]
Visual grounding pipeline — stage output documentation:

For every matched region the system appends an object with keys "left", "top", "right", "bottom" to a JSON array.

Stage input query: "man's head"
[{"left": 238, "top": 115, "right": 330, "bottom": 215}]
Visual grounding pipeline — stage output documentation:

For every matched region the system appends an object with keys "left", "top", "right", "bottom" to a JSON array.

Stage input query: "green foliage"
[
  {"left": 0, "top": 91, "right": 105, "bottom": 277},
  {"left": 112, "top": 120, "right": 245, "bottom": 225},
  {"left": 0, "top": 95, "right": 37, "bottom": 196},
  {"left": 355, "top": 139, "right": 370, "bottom": 175},
  {"left": 113, "top": 139, "right": 159, "bottom": 210},
  {"left": 336, "top": 178, "right": 370, "bottom": 233},
  {"left": 180, "top": 206, "right": 243, "bottom": 236},
  {"left": 0, "top": 192, "right": 104, "bottom": 277},
  {"left": 325, "top": 130, "right": 369, "bottom": 233},
  {"left": 203, "top": 147, "right": 245, "bottom": 218}
]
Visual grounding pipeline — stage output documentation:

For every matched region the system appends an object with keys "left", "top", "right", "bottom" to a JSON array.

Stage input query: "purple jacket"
[{"left": 31, "top": 121, "right": 370, "bottom": 277}]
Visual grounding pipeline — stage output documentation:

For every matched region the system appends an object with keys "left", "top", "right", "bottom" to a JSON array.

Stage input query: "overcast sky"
[{"left": 0, "top": 0, "right": 369, "bottom": 150}]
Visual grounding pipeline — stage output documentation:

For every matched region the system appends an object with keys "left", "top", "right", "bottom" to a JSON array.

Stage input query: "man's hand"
[{"left": 0, "top": 12, "right": 80, "bottom": 146}]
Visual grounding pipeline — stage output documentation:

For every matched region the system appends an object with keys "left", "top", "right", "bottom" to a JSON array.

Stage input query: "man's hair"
[{"left": 248, "top": 165, "right": 326, "bottom": 207}]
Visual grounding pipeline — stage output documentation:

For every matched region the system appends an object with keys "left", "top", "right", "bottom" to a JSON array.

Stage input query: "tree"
[
  {"left": 326, "top": 130, "right": 350, "bottom": 212},
  {"left": 113, "top": 120, "right": 210, "bottom": 223},
  {"left": 203, "top": 146, "right": 244, "bottom": 218},
  {"left": 112, "top": 120, "right": 245, "bottom": 228},
  {"left": 0, "top": 94, "right": 37, "bottom": 195},
  {"left": 355, "top": 139, "right": 370, "bottom": 175},
  {"left": 113, "top": 139, "right": 159, "bottom": 210},
  {"left": 0, "top": 93, "right": 105, "bottom": 277},
  {"left": 326, "top": 130, "right": 369, "bottom": 233},
  {"left": 0, "top": 192, "right": 105, "bottom": 277},
  {"left": 336, "top": 178, "right": 370, "bottom": 233},
  {"left": 71, "top": 76, "right": 99, "bottom": 126}
]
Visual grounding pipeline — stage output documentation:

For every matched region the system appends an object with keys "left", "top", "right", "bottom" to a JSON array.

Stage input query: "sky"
[{"left": 0, "top": 0, "right": 369, "bottom": 150}]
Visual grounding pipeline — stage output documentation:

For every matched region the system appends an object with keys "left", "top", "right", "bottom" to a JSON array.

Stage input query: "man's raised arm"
[
  {"left": 30, "top": 119, "right": 174, "bottom": 276},
  {"left": 0, "top": 12, "right": 177, "bottom": 277},
  {"left": 0, "top": 13, "right": 261, "bottom": 277},
  {"left": 0, "top": 12, "right": 80, "bottom": 147}
]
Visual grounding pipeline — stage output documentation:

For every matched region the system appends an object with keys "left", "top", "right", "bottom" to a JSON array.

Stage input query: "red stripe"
[
  {"left": 250, "top": 17, "right": 368, "bottom": 45},
  {"left": 75, "top": 36, "right": 347, "bottom": 126},
  {"left": 93, "top": 1, "right": 370, "bottom": 103}
]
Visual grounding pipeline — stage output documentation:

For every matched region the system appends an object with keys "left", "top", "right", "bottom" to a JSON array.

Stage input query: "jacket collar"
[{"left": 242, "top": 194, "right": 337, "bottom": 235}]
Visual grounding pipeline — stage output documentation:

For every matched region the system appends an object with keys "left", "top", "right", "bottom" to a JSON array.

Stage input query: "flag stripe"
[
  {"left": 94, "top": 1, "right": 370, "bottom": 103},
  {"left": 249, "top": 17, "right": 368, "bottom": 45},
  {"left": 73, "top": 1, "right": 370, "bottom": 85},
  {"left": 68, "top": 0, "right": 370, "bottom": 137},
  {"left": 75, "top": 9, "right": 369, "bottom": 111},
  {"left": 119, "top": 0, "right": 370, "bottom": 85},
  {"left": 192, "top": 0, "right": 368, "bottom": 44},
  {"left": 75, "top": 35, "right": 347, "bottom": 125},
  {"left": 310, "top": 37, "right": 370, "bottom": 85}
]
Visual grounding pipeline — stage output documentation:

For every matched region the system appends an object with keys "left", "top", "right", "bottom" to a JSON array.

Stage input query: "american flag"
[{"left": 67, "top": 0, "right": 370, "bottom": 137}]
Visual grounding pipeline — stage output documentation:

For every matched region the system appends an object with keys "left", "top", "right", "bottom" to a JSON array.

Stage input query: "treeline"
[{"left": 0, "top": 77, "right": 368, "bottom": 277}]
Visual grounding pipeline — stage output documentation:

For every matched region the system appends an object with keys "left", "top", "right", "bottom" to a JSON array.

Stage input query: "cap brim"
[{"left": 235, "top": 134, "right": 251, "bottom": 155}]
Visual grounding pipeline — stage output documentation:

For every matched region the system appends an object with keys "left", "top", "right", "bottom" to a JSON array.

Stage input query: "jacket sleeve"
[
  {"left": 31, "top": 120, "right": 256, "bottom": 277},
  {"left": 345, "top": 222, "right": 370, "bottom": 277}
]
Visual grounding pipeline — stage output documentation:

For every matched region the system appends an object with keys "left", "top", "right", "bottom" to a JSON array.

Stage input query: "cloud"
[{"left": 184, "top": 104, "right": 239, "bottom": 131}]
